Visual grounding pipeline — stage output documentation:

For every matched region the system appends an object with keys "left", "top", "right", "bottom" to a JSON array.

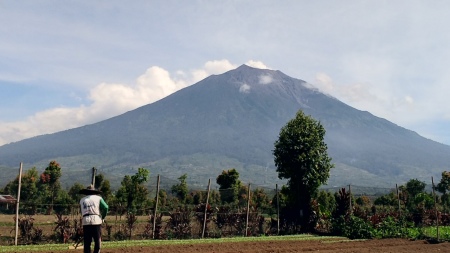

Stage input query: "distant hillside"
[{"left": 1, "top": 65, "right": 449, "bottom": 189}]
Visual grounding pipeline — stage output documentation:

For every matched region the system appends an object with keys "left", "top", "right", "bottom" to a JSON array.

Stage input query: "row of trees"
[
  {"left": 2, "top": 109, "right": 449, "bottom": 237},
  {"left": 0, "top": 110, "right": 333, "bottom": 233},
  {"left": 317, "top": 176, "right": 450, "bottom": 220},
  {"left": 0, "top": 162, "right": 276, "bottom": 216}
]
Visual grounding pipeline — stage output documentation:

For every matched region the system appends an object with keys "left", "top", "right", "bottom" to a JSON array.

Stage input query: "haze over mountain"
[{"left": 1, "top": 65, "right": 449, "bottom": 189}]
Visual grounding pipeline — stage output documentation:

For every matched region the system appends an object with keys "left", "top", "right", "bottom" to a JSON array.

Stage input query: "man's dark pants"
[{"left": 83, "top": 224, "right": 102, "bottom": 253}]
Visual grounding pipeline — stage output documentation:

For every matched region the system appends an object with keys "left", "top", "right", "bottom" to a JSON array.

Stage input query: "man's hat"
[{"left": 79, "top": 184, "right": 102, "bottom": 195}]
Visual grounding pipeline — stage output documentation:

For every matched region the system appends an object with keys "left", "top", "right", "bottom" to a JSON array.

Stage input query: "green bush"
[
  {"left": 345, "top": 216, "right": 374, "bottom": 239},
  {"left": 331, "top": 215, "right": 374, "bottom": 239},
  {"left": 330, "top": 215, "right": 347, "bottom": 236},
  {"left": 375, "top": 216, "right": 402, "bottom": 238}
]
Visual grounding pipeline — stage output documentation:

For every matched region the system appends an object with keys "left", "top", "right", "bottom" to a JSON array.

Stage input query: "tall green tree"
[
  {"left": 38, "top": 161, "right": 63, "bottom": 214},
  {"left": 405, "top": 179, "right": 426, "bottom": 198},
  {"left": 94, "top": 173, "right": 113, "bottom": 202},
  {"left": 2, "top": 167, "right": 39, "bottom": 201},
  {"left": 68, "top": 182, "right": 85, "bottom": 201},
  {"left": 374, "top": 192, "right": 397, "bottom": 206},
  {"left": 171, "top": 174, "right": 189, "bottom": 204},
  {"left": 2, "top": 167, "right": 40, "bottom": 214},
  {"left": 251, "top": 188, "right": 272, "bottom": 212},
  {"left": 273, "top": 110, "right": 333, "bottom": 231},
  {"left": 436, "top": 171, "right": 450, "bottom": 213},
  {"left": 116, "top": 168, "right": 150, "bottom": 213},
  {"left": 316, "top": 190, "right": 336, "bottom": 216},
  {"left": 404, "top": 178, "right": 426, "bottom": 211},
  {"left": 208, "top": 190, "right": 221, "bottom": 206},
  {"left": 216, "top": 168, "right": 242, "bottom": 204}
]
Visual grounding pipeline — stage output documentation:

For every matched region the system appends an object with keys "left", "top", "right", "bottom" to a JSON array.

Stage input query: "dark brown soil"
[{"left": 96, "top": 238, "right": 449, "bottom": 253}]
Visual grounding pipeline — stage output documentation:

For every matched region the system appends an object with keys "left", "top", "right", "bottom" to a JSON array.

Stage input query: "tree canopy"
[
  {"left": 171, "top": 174, "right": 189, "bottom": 204},
  {"left": 115, "top": 168, "right": 150, "bottom": 212},
  {"left": 273, "top": 110, "right": 333, "bottom": 231},
  {"left": 216, "top": 168, "right": 242, "bottom": 204}
]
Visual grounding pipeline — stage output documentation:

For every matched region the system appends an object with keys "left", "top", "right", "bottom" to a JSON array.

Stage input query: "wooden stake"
[
  {"left": 152, "top": 174, "right": 160, "bottom": 239},
  {"left": 432, "top": 176, "right": 439, "bottom": 241},
  {"left": 245, "top": 183, "right": 251, "bottom": 237},
  {"left": 276, "top": 184, "right": 280, "bottom": 235},
  {"left": 396, "top": 184, "right": 401, "bottom": 215},
  {"left": 202, "top": 178, "right": 211, "bottom": 239},
  {"left": 14, "top": 162, "right": 23, "bottom": 246},
  {"left": 348, "top": 184, "right": 352, "bottom": 214},
  {"left": 91, "top": 167, "right": 96, "bottom": 186}
]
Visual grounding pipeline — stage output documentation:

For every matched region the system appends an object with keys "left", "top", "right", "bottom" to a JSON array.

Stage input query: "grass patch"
[
  {"left": 0, "top": 234, "right": 347, "bottom": 252},
  {"left": 321, "top": 239, "right": 368, "bottom": 244},
  {"left": 420, "top": 226, "right": 450, "bottom": 240}
]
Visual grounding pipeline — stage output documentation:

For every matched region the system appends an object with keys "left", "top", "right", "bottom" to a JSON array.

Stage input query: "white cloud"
[
  {"left": 245, "top": 60, "right": 269, "bottom": 69},
  {"left": 313, "top": 72, "right": 428, "bottom": 127},
  {"left": 259, "top": 74, "right": 273, "bottom": 85},
  {"left": 190, "top": 60, "right": 237, "bottom": 83},
  {"left": 313, "top": 73, "right": 334, "bottom": 94},
  {"left": 314, "top": 73, "right": 378, "bottom": 103},
  {"left": 239, "top": 83, "right": 251, "bottom": 93},
  {"left": 0, "top": 60, "right": 266, "bottom": 146}
]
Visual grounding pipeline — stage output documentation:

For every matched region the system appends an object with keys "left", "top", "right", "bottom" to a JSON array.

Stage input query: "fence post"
[
  {"left": 276, "top": 184, "right": 280, "bottom": 235},
  {"left": 245, "top": 183, "right": 251, "bottom": 237},
  {"left": 152, "top": 174, "right": 160, "bottom": 239},
  {"left": 91, "top": 167, "right": 96, "bottom": 186},
  {"left": 396, "top": 184, "right": 401, "bottom": 215},
  {"left": 348, "top": 184, "right": 352, "bottom": 214},
  {"left": 14, "top": 162, "right": 23, "bottom": 246},
  {"left": 202, "top": 178, "right": 211, "bottom": 239},
  {"left": 432, "top": 177, "right": 439, "bottom": 241}
]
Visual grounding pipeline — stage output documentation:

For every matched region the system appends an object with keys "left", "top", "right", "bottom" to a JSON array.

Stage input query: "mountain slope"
[{"left": 1, "top": 65, "right": 449, "bottom": 188}]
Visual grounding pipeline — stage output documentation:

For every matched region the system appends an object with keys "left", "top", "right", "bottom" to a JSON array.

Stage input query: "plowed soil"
[{"left": 87, "top": 239, "right": 447, "bottom": 253}]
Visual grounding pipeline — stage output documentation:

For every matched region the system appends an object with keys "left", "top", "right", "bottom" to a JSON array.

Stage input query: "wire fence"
[
  {"left": 1, "top": 176, "right": 281, "bottom": 245},
  {"left": 0, "top": 166, "right": 446, "bottom": 246}
]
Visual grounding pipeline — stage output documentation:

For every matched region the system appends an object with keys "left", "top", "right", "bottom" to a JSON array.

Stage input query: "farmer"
[{"left": 79, "top": 185, "right": 108, "bottom": 253}]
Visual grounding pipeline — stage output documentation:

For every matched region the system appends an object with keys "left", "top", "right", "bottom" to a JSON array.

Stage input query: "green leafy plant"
[
  {"left": 331, "top": 215, "right": 374, "bottom": 239},
  {"left": 53, "top": 214, "right": 72, "bottom": 243},
  {"left": 375, "top": 216, "right": 402, "bottom": 238},
  {"left": 13, "top": 215, "right": 44, "bottom": 244},
  {"left": 345, "top": 216, "right": 374, "bottom": 239},
  {"left": 125, "top": 212, "right": 138, "bottom": 239},
  {"left": 166, "top": 206, "right": 192, "bottom": 239}
]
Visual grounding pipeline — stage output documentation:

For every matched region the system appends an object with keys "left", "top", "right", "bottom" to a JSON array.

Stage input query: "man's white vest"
[{"left": 80, "top": 195, "right": 104, "bottom": 225}]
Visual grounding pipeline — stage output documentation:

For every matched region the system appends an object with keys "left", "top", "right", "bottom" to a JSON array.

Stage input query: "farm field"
[
  {"left": 1, "top": 214, "right": 450, "bottom": 253},
  {"left": 0, "top": 214, "right": 154, "bottom": 244},
  {"left": 1, "top": 237, "right": 448, "bottom": 253},
  {"left": 99, "top": 239, "right": 449, "bottom": 253}
]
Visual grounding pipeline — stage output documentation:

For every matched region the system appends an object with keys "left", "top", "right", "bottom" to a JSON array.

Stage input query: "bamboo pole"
[
  {"left": 202, "top": 178, "right": 211, "bottom": 239},
  {"left": 152, "top": 175, "right": 160, "bottom": 239},
  {"left": 91, "top": 167, "right": 96, "bottom": 186},
  {"left": 14, "top": 162, "right": 23, "bottom": 246},
  {"left": 245, "top": 183, "right": 251, "bottom": 237},
  {"left": 348, "top": 184, "right": 352, "bottom": 214},
  {"left": 432, "top": 177, "right": 439, "bottom": 241},
  {"left": 396, "top": 184, "right": 401, "bottom": 215},
  {"left": 276, "top": 184, "right": 280, "bottom": 235}
]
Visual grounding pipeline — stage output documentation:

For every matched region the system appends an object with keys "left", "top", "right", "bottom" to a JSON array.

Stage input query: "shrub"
[
  {"left": 331, "top": 215, "right": 374, "bottom": 239},
  {"left": 166, "top": 206, "right": 192, "bottom": 239},
  {"left": 331, "top": 215, "right": 349, "bottom": 236},
  {"left": 53, "top": 214, "right": 72, "bottom": 243},
  {"left": 345, "top": 216, "right": 374, "bottom": 239},
  {"left": 375, "top": 216, "right": 402, "bottom": 238},
  {"left": 125, "top": 212, "right": 138, "bottom": 239},
  {"left": 14, "top": 215, "right": 44, "bottom": 244}
]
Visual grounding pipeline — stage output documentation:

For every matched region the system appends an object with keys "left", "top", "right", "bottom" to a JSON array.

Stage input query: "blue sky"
[{"left": 1, "top": 1, "right": 450, "bottom": 146}]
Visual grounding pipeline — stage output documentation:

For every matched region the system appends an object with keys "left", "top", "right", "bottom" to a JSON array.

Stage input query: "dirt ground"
[{"left": 73, "top": 239, "right": 449, "bottom": 253}]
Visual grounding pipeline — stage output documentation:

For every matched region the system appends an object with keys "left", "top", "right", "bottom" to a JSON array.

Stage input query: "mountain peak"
[
  {"left": 237, "top": 64, "right": 251, "bottom": 69},
  {"left": 1, "top": 66, "right": 450, "bottom": 189}
]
